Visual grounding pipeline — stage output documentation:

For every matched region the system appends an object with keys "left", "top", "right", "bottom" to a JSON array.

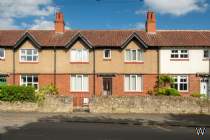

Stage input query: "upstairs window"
[
  {"left": 20, "top": 49, "right": 38, "bottom": 62},
  {"left": 70, "top": 49, "right": 89, "bottom": 62},
  {"left": 103, "top": 49, "right": 111, "bottom": 59},
  {"left": 0, "top": 48, "right": 5, "bottom": 59},
  {"left": 20, "top": 75, "right": 39, "bottom": 90},
  {"left": 170, "top": 49, "right": 188, "bottom": 59},
  {"left": 203, "top": 49, "right": 210, "bottom": 59},
  {"left": 125, "top": 49, "right": 143, "bottom": 62}
]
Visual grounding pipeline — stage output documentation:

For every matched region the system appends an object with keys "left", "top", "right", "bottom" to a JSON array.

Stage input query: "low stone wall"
[
  {"left": 89, "top": 96, "right": 210, "bottom": 114},
  {"left": 0, "top": 96, "right": 73, "bottom": 113}
]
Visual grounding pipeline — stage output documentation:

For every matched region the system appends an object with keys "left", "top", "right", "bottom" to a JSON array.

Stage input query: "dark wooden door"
[{"left": 103, "top": 78, "right": 112, "bottom": 96}]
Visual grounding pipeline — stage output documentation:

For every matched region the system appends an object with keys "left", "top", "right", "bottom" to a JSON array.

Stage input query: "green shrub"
[
  {"left": 35, "top": 85, "right": 58, "bottom": 105},
  {"left": 156, "top": 88, "right": 180, "bottom": 96},
  {"left": 191, "top": 92, "right": 201, "bottom": 98},
  {"left": 0, "top": 85, "right": 36, "bottom": 102}
]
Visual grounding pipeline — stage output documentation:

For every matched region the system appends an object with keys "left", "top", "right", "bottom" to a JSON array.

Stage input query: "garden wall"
[
  {"left": 89, "top": 96, "right": 210, "bottom": 114},
  {"left": 0, "top": 96, "right": 73, "bottom": 113}
]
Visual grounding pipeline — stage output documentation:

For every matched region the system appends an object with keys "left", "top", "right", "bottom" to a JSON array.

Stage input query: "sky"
[{"left": 0, "top": 0, "right": 210, "bottom": 30}]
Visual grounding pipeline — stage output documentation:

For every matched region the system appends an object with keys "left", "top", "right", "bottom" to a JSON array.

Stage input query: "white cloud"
[
  {"left": 22, "top": 17, "right": 71, "bottom": 30},
  {"left": 0, "top": 0, "right": 54, "bottom": 18},
  {"left": 144, "top": 0, "right": 208, "bottom": 16},
  {"left": 0, "top": 17, "right": 18, "bottom": 29},
  {"left": 0, "top": 0, "right": 55, "bottom": 29}
]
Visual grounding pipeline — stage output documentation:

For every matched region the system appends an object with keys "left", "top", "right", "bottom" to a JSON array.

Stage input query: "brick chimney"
[
  {"left": 145, "top": 11, "right": 156, "bottom": 33},
  {"left": 55, "top": 11, "right": 65, "bottom": 33}
]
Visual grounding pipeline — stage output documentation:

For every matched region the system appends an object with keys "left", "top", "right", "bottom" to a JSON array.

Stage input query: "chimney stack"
[
  {"left": 145, "top": 11, "right": 156, "bottom": 33},
  {"left": 55, "top": 11, "right": 65, "bottom": 33}
]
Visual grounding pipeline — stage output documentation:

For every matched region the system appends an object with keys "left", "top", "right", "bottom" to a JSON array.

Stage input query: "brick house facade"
[{"left": 1, "top": 11, "right": 210, "bottom": 105}]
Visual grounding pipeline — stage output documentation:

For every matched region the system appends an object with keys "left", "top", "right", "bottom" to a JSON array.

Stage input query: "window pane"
[
  {"left": 104, "top": 50, "right": 110, "bottom": 58},
  {"left": 33, "top": 56, "right": 38, "bottom": 61},
  {"left": 83, "top": 76, "right": 88, "bottom": 91},
  {"left": 27, "top": 76, "right": 32, "bottom": 82},
  {"left": 124, "top": 75, "right": 130, "bottom": 91},
  {"left": 21, "top": 56, "right": 26, "bottom": 61},
  {"left": 137, "top": 50, "right": 143, "bottom": 61},
  {"left": 131, "top": 75, "right": 136, "bottom": 90},
  {"left": 21, "top": 50, "right": 26, "bottom": 54},
  {"left": 132, "top": 50, "right": 136, "bottom": 61},
  {"left": 33, "top": 50, "right": 38, "bottom": 55},
  {"left": 27, "top": 56, "right": 32, "bottom": 61},
  {"left": 34, "top": 76, "right": 38, "bottom": 82},
  {"left": 21, "top": 76, "right": 27, "bottom": 83},
  {"left": 71, "top": 75, "right": 76, "bottom": 91},
  {"left": 136, "top": 76, "right": 142, "bottom": 91},
  {"left": 126, "top": 50, "right": 131, "bottom": 61},
  {"left": 204, "top": 50, "right": 209, "bottom": 58},
  {"left": 83, "top": 50, "right": 88, "bottom": 62},
  {"left": 0, "top": 48, "right": 4, "bottom": 58},
  {"left": 76, "top": 75, "right": 82, "bottom": 91},
  {"left": 27, "top": 50, "right": 32, "bottom": 55}
]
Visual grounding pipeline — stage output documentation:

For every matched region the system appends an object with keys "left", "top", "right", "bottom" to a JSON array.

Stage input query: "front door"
[
  {"left": 200, "top": 78, "right": 208, "bottom": 96},
  {"left": 103, "top": 78, "right": 112, "bottom": 96}
]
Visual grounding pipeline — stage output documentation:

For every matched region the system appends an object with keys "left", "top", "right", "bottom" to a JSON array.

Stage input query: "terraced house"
[{"left": 0, "top": 11, "right": 210, "bottom": 105}]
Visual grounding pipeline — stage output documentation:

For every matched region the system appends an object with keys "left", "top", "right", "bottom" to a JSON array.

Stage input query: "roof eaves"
[
  {"left": 121, "top": 32, "right": 148, "bottom": 49},
  {"left": 64, "top": 32, "right": 93, "bottom": 49},
  {"left": 14, "top": 31, "right": 41, "bottom": 49}
]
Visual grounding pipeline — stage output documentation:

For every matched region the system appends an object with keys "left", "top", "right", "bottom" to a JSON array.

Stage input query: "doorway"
[
  {"left": 200, "top": 78, "right": 208, "bottom": 96},
  {"left": 103, "top": 77, "right": 112, "bottom": 96}
]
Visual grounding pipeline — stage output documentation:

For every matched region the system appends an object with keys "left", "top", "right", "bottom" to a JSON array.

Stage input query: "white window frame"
[
  {"left": 0, "top": 48, "right": 5, "bottom": 59},
  {"left": 124, "top": 49, "right": 143, "bottom": 62},
  {"left": 70, "top": 49, "right": 89, "bottom": 62},
  {"left": 172, "top": 75, "right": 188, "bottom": 92},
  {"left": 124, "top": 75, "right": 143, "bottom": 92},
  {"left": 170, "top": 49, "right": 189, "bottom": 59},
  {"left": 103, "top": 49, "right": 111, "bottom": 59},
  {"left": 203, "top": 49, "right": 210, "bottom": 59},
  {"left": 70, "top": 75, "right": 89, "bottom": 92},
  {"left": 20, "top": 75, "right": 39, "bottom": 90},
  {"left": 19, "top": 49, "right": 39, "bottom": 62}
]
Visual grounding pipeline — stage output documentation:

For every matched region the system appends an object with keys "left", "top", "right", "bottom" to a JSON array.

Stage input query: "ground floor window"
[
  {"left": 172, "top": 75, "right": 188, "bottom": 92},
  {"left": 0, "top": 76, "right": 7, "bottom": 85},
  {"left": 124, "top": 75, "right": 142, "bottom": 92},
  {"left": 20, "top": 75, "right": 39, "bottom": 90},
  {"left": 71, "top": 75, "right": 88, "bottom": 92}
]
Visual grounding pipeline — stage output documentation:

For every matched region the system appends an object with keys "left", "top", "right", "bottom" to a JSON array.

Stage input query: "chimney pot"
[
  {"left": 145, "top": 11, "right": 156, "bottom": 33},
  {"left": 55, "top": 11, "right": 65, "bottom": 33}
]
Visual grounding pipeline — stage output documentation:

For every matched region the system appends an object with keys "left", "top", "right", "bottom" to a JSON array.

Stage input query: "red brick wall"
[{"left": 6, "top": 73, "right": 200, "bottom": 97}]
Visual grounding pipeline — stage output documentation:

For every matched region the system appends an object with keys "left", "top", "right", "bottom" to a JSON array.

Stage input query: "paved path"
[
  {"left": 0, "top": 121, "right": 209, "bottom": 140},
  {"left": 0, "top": 112, "right": 210, "bottom": 139}
]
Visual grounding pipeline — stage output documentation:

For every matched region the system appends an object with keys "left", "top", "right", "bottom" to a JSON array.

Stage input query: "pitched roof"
[{"left": 0, "top": 30, "right": 210, "bottom": 48}]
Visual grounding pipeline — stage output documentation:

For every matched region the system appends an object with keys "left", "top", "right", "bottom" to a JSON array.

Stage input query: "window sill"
[
  {"left": 70, "top": 91, "right": 89, "bottom": 93},
  {"left": 170, "top": 59, "right": 189, "bottom": 61},
  {"left": 103, "top": 58, "right": 111, "bottom": 61},
  {"left": 124, "top": 62, "right": 144, "bottom": 64},
  {"left": 70, "top": 62, "right": 89, "bottom": 64},
  {"left": 124, "top": 91, "right": 143, "bottom": 93},
  {"left": 19, "top": 62, "right": 39, "bottom": 64}
]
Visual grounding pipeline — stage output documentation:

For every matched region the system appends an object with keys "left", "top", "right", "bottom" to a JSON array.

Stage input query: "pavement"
[{"left": 0, "top": 112, "right": 210, "bottom": 139}]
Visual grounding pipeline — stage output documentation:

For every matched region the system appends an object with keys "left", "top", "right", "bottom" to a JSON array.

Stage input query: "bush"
[
  {"left": 35, "top": 85, "right": 58, "bottom": 105},
  {"left": 0, "top": 85, "right": 36, "bottom": 102},
  {"left": 191, "top": 92, "right": 201, "bottom": 98},
  {"left": 156, "top": 88, "right": 180, "bottom": 96}
]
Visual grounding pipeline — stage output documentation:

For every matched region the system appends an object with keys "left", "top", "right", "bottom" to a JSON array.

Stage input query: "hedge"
[{"left": 0, "top": 85, "right": 36, "bottom": 102}]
